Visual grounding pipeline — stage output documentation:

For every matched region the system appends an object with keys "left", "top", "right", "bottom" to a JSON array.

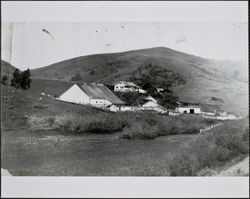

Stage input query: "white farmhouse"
[
  {"left": 58, "top": 83, "right": 125, "bottom": 107},
  {"left": 114, "top": 81, "right": 139, "bottom": 92},
  {"left": 114, "top": 81, "right": 146, "bottom": 93}
]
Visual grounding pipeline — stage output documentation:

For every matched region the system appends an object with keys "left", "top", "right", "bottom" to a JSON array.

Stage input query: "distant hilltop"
[{"left": 1, "top": 46, "right": 248, "bottom": 116}]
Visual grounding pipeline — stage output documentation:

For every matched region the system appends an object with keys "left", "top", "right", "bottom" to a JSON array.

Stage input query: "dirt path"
[{"left": 217, "top": 156, "right": 249, "bottom": 176}]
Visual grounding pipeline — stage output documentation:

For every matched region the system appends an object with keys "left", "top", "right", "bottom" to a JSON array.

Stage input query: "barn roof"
[{"left": 77, "top": 83, "right": 125, "bottom": 104}]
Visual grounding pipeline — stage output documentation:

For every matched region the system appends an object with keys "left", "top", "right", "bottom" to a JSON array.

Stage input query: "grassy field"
[
  {"left": 1, "top": 80, "right": 249, "bottom": 176},
  {"left": 168, "top": 118, "right": 249, "bottom": 176}
]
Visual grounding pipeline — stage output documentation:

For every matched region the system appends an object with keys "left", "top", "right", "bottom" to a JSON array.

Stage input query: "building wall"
[
  {"left": 110, "top": 105, "right": 120, "bottom": 112},
  {"left": 177, "top": 107, "right": 201, "bottom": 114},
  {"left": 120, "top": 106, "right": 140, "bottom": 112},
  {"left": 90, "top": 99, "right": 112, "bottom": 107},
  {"left": 114, "top": 83, "right": 138, "bottom": 92},
  {"left": 59, "top": 84, "right": 90, "bottom": 104}
]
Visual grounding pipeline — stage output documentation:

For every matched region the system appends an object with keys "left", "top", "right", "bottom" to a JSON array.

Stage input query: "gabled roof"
[
  {"left": 77, "top": 83, "right": 125, "bottom": 104},
  {"left": 145, "top": 96, "right": 157, "bottom": 103}
]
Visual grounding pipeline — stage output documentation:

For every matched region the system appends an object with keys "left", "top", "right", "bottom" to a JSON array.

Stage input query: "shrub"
[
  {"left": 71, "top": 73, "right": 82, "bottom": 81},
  {"left": 28, "top": 115, "right": 55, "bottom": 130},
  {"left": 28, "top": 114, "right": 130, "bottom": 134},
  {"left": 1, "top": 75, "right": 8, "bottom": 85},
  {"left": 121, "top": 122, "right": 159, "bottom": 140}
]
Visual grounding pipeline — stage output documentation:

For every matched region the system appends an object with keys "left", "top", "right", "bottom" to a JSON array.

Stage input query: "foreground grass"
[
  {"left": 28, "top": 109, "right": 217, "bottom": 139},
  {"left": 168, "top": 119, "right": 249, "bottom": 176},
  {"left": 2, "top": 84, "right": 249, "bottom": 176}
]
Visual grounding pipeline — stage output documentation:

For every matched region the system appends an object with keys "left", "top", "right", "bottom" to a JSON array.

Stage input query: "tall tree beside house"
[
  {"left": 115, "top": 92, "right": 146, "bottom": 106},
  {"left": 159, "top": 91, "right": 179, "bottom": 109}
]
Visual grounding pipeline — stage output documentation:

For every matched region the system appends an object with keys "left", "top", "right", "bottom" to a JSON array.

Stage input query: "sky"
[{"left": 1, "top": 22, "right": 248, "bottom": 70}]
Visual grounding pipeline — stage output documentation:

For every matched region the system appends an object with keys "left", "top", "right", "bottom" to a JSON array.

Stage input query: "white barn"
[
  {"left": 58, "top": 83, "right": 125, "bottom": 107},
  {"left": 176, "top": 106, "right": 201, "bottom": 114}
]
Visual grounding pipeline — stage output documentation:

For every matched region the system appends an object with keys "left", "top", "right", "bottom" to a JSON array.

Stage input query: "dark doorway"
[{"left": 190, "top": 109, "right": 195, "bottom": 114}]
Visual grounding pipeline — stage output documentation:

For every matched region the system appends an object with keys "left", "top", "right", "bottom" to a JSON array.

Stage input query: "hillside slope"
[
  {"left": 29, "top": 47, "right": 248, "bottom": 116},
  {"left": 1, "top": 60, "right": 17, "bottom": 78}
]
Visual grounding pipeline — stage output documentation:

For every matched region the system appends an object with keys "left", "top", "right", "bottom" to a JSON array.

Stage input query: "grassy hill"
[
  {"left": 2, "top": 47, "right": 248, "bottom": 116},
  {"left": 1, "top": 60, "right": 17, "bottom": 82},
  {"left": 31, "top": 47, "right": 247, "bottom": 83},
  {"left": 30, "top": 47, "right": 248, "bottom": 116}
]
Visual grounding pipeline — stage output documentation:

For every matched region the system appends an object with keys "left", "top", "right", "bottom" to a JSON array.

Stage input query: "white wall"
[
  {"left": 59, "top": 84, "right": 90, "bottom": 104},
  {"left": 114, "top": 83, "right": 138, "bottom": 92},
  {"left": 120, "top": 106, "right": 140, "bottom": 112},
  {"left": 90, "top": 99, "right": 112, "bottom": 107},
  {"left": 177, "top": 107, "right": 201, "bottom": 114},
  {"left": 110, "top": 105, "right": 120, "bottom": 112}
]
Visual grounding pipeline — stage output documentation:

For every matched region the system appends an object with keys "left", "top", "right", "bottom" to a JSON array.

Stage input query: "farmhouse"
[
  {"left": 58, "top": 83, "right": 125, "bottom": 107},
  {"left": 114, "top": 81, "right": 139, "bottom": 92},
  {"left": 114, "top": 81, "right": 146, "bottom": 93}
]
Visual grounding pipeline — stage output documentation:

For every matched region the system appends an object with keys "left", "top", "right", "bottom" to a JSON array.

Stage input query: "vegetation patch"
[
  {"left": 168, "top": 119, "right": 249, "bottom": 176},
  {"left": 28, "top": 110, "right": 218, "bottom": 139},
  {"left": 120, "top": 114, "right": 216, "bottom": 140}
]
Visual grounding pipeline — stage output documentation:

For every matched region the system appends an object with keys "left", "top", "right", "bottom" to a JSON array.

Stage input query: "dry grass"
[
  {"left": 28, "top": 110, "right": 219, "bottom": 140},
  {"left": 168, "top": 119, "right": 249, "bottom": 176}
]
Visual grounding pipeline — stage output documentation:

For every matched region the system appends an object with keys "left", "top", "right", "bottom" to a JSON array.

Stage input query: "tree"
[
  {"left": 71, "top": 73, "right": 82, "bottom": 81},
  {"left": 10, "top": 69, "right": 21, "bottom": 88},
  {"left": 1, "top": 75, "right": 8, "bottom": 85},
  {"left": 89, "top": 70, "right": 95, "bottom": 76},
  {"left": 20, "top": 69, "right": 31, "bottom": 90},
  {"left": 10, "top": 68, "right": 31, "bottom": 90},
  {"left": 159, "top": 92, "right": 179, "bottom": 109},
  {"left": 115, "top": 92, "right": 146, "bottom": 106}
]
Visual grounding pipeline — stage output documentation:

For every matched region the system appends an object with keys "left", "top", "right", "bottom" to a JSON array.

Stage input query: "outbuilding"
[{"left": 176, "top": 106, "right": 201, "bottom": 114}]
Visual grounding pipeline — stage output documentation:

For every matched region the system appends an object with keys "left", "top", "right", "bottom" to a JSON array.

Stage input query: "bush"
[
  {"left": 28, "top": 115, "right": 55, "bottom": 130},
  {"left": 28, "top": 114, "right": 129, "bottom": 134},
  {"left": 1, "top": 75, "right": 8, "bottom": 85},
  {"left": 121, "top": 122, "right": 159, "bottom": 140},
  {"left": 28, "top": 111, "right": 218, "bottom": 139},
  {"left": 71, "top": 73, "right": 82, "bottom": 81}
]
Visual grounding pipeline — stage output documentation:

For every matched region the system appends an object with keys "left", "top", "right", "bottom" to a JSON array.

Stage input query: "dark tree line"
[
  {"left": 128, "top": 63, "right": 180, "bottom": 109},
  {"left": 10, "top": 68, "right": 31, "bottom": 90}
]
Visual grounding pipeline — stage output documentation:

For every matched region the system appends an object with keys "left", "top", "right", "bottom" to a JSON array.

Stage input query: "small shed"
[{"left": 176, "top": 106, "right": 201, "bottom": 114}]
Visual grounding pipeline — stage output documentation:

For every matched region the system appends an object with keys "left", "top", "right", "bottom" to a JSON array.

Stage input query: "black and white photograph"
[{"left": 1, "top": 1, "right": 249, "bottom": 198}]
